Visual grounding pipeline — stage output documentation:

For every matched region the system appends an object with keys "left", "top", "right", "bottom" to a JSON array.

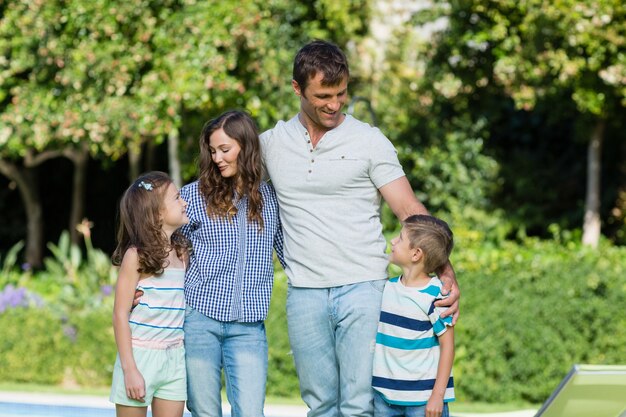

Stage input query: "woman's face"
[{"left": 209, "top": 128, "right": 241, "bottom": 178}]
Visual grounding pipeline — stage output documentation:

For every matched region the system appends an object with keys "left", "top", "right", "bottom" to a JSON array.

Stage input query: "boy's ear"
[{"left": 412, "top": 247, "right": 423, "bottom": 262}]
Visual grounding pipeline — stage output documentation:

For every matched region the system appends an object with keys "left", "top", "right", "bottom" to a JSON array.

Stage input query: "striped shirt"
[
  {"left": 130, "top": 267, "right": 185, "bottom": 349},
  {"left": 372, "top": 276, "right": 455, "bottom": 406},
  {"left": 180, "top": 180, "right": 284, "bottom": 322}
]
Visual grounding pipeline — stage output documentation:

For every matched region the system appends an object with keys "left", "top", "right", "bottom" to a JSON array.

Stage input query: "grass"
[
  {"left": 0, "top": 382, "right": 304, "bottom": 406},
  {"left": 450, "top": 401, "right": 539, "bottom": 413},
  {"left": 0, "top": 382, "right": 539, "bottom": 413},
  {"left": 0, "top": 382, "right": 109, "bottom": 397}
]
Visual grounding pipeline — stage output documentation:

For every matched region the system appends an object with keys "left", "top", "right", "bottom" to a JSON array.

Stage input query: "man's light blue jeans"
[
  {"left": 184, "top": 306, "right": 268, "bottom": 417},
  {"left": 286, "top": 279, "right": 386, "bottom": 417}
]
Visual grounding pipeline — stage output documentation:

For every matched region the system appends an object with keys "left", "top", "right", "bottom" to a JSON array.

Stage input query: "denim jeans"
[
  {"left": 373, "top": 392, "right": 449, "bottom": 417},
  {"left": 286, "top": 279, "right": 386, "bottom": 417},
  {"left": 184, "top": 306, "right": 268, "bottom": 417}
]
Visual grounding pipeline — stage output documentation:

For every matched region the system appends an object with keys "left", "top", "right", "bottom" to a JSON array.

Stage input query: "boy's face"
[{"left": 389, "top": 227, "right": 415, "bottom": 267}]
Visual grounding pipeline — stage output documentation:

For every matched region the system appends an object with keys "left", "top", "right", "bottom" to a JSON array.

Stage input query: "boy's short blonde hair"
[{"left": 403, "top": 214, "right": 454, "bottom": 274}]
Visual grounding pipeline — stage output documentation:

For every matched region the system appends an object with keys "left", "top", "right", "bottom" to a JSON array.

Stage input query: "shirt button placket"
[
  {"left": 306, "top": 132, "right": 314, "bottom": 179},
  {"left": 231, "top": 199, "right": 246, "bottom": 321}
]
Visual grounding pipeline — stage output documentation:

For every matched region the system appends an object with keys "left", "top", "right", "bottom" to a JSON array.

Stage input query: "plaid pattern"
[{"left": 180, "top": 181, "right": 284, "bottom": 322}]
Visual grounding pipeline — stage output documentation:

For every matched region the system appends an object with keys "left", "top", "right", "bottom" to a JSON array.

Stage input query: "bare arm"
[
  {"left": 379, "top": 176, "right": 460, "bottom": 323},
  {"left": 112, "top": 248, "right": 145, "bottom": 402},
  {"left": 426, "top": 328, "right": 454, "bottom": 417},
  {"left": 378, "top": 176, "right": 429, "bottom": 221}
]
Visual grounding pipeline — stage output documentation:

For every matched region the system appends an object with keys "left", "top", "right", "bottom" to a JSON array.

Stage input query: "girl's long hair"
[
  {"left": 198, "top": 110, "right": 264, "bottom": 229},
  {"left": 112, "top": 171, "right": 189, "bottom": 275}
]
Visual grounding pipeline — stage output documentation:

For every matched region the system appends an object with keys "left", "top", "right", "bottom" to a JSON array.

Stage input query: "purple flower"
[
  {"left": 100, "top": 284, "right": 113, "bottom": 297},
  {"left": 21, "top": 263, "right": 31, "bottom": 271},
  {"left": 63, "top": 325, "right": 77, "bottom": 343},
  {"left": 0, "top": 285, "right": 29, "bottom": 313}
]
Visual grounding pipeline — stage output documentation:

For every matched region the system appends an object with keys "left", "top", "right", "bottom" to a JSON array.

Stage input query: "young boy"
[{"left": 372, "top": 214, "right": 455, "bottom": 417}]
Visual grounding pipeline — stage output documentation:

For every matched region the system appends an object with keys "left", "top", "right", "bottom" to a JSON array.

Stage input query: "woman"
[{"left": 180, "top": 110, "right": 284, "bottom": 417}]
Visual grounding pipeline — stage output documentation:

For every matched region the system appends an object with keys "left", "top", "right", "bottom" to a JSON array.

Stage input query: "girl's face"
[
  {"left": 209, "top": 128, "right": 241, "bottom": 178},
  {"left": 161, "top": 182, "right": 189, "bottom": 230}
]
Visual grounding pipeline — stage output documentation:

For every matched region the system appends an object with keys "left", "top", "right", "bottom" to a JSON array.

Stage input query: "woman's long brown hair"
[
  {"left": 198, "top": 110, "right": 264, "bottom": 229},
  {"left": 112, "top": 171, "right": 189, "bottom": 275}
]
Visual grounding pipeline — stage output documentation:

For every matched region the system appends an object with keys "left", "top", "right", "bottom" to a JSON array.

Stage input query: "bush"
[
  {"left": 0, "top": 302, "right": 68, "bottom": 384},
  {"left": 266, "top": 270, "right": 299, "bottom": 397},
  {"left": 1, "top": 230, "right": 624, "bottom": 404},
  {"left": 453, "top": 235, "right": 626, "bottom": 403},
  {"left": 0, "top": 230, "right": 117, "bottom": 388},
  {"left": 66, "top": 302, "right": 117, "bottom": 386},
  {"left": 0, "top": 241, "right": 30, "bottom": 288}
]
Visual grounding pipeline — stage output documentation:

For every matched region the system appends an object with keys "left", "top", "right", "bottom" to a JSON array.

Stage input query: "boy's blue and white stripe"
[
  {"left": 372, "top": 276, "right": 455, "bottom": 406},
  {"left": 180, "top": 180, "right": 284, "bottom": 322}
]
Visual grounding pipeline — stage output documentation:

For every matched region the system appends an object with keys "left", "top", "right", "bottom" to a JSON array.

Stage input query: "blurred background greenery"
[{"left": 1, "top": 0, "right": 625, "bottom": 407}]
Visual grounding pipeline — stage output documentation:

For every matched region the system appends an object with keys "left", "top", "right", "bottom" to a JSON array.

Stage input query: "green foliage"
[
  {"left": 66, "top": 303, "right": 117, "bottom": 386},
  {"left": 0, "top": 240, "right": 26, "bottom": 287},
  {"left": 453, "top": 235, "right": 626, "bottom": 403},
  {"left": 1, "top": 234, "right": 625, "bottom": 403},
  {"left": 30, "top": 231, "right": 116, "bottom": 316},
  {"left": 0, "top": 293, "right": 115, "bottom": 387},
  {"left": 1, "top": 0, "right": 372, "bottom": 164},
  {"left": 360, "top": 8, "right": 506, "bottom": 237},
  {"left": 368, "top": 0, "right": 626, "bottom": 241},
  {"left": 266, "top": 270, "right": 299, "bottom": 397},
  {"left": 0, "top": 230, "right": 117, "bottom": 387},
  {"left": 399, "top": 116, "right": 500, "bottom": 216},
  {"left": 0, "top": 306, "right": 68, "bottom": 384}
]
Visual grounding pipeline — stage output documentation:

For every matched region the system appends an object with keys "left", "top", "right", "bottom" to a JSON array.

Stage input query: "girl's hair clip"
[{"left": 138, "top": 181, "right": 154, "bottom": 191}]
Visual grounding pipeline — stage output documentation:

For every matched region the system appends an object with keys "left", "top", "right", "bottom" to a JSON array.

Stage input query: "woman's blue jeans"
[
  {"left": 184, "top": 306, "right": 268, "bottom": 417},
  {"left": 286, "top": 279, "right": 386, "bottom": 417}
]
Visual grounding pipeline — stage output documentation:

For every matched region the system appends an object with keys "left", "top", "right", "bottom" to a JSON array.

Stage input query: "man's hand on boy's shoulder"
[{"left": 435, "top": 267, "right": 460, "bottom": 325}]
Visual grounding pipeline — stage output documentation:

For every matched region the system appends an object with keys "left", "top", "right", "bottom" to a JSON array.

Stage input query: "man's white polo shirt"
[{"left": 261, "top": 114, "right": 405, "bottom": 288}]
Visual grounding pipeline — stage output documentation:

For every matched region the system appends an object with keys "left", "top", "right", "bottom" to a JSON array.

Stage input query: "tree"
[
  {"left": 1, "top": 0, "right": 374, "bottom": 265},
  {"left": 354, "top": 2, "right": 502, "bottom": 233},
  {"left": 0, "top": 0, "right": 182, "bottom": 265},
  {"left": 424, "top": 0, "right": 626, "bottom": 247}
]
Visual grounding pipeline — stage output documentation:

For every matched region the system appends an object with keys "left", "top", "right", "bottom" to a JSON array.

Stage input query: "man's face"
[{"left": 293, "top": 72, "right": 348, "bottom": 131}]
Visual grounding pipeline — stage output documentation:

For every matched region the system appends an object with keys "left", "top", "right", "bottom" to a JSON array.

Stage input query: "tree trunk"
[
  {"left": 145, "top": 140, "right": 156, "bottom": 171},
  {"left": 0, "top": 161, "right": 44, "bottom": 268},
  {"left": 68, "top": 146, "right": 89, "bottom": 244},
  {"left": 582, "top": 119, "right": 606, "bottom": 248},
  {"left": 128, "top": 145, "right": 142, "bottom": 182},
  {"left": 168, "top": 128, "right": 182, "bottom": 188}
]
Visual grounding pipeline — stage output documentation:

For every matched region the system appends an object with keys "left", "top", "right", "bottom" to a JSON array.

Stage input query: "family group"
[{"left": 109, "top": 40, "right": 460, "bottom": 417}]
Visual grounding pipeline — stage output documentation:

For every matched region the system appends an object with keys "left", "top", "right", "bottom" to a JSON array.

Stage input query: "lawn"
[{"left": 0, "top": 382, "right": 539, "bottom": 413}]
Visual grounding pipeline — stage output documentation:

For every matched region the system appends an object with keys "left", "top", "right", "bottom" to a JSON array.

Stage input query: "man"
[{"left": 260, "top": 40, "right": 460, "bottom": 417}]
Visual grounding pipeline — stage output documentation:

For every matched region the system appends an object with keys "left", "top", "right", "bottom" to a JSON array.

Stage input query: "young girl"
[
  {"left": 180, "top": 110, "right": 284, "bottom": 417},
  {"left": 110, "top": 171, "right": 190, "bottom": 417}
]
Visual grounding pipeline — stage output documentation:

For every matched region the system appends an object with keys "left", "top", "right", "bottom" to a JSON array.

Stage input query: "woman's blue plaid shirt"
[{"left": 180, "top": 180, "right": 285, "bottom": 322}]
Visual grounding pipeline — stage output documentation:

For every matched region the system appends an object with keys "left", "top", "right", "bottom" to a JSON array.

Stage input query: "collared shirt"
[
  {"left": 260, "top": 114, "right": 405, "bottom": 287},
  {"left": 180, "top": 181, "right": 284, "bottom": 322}
]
